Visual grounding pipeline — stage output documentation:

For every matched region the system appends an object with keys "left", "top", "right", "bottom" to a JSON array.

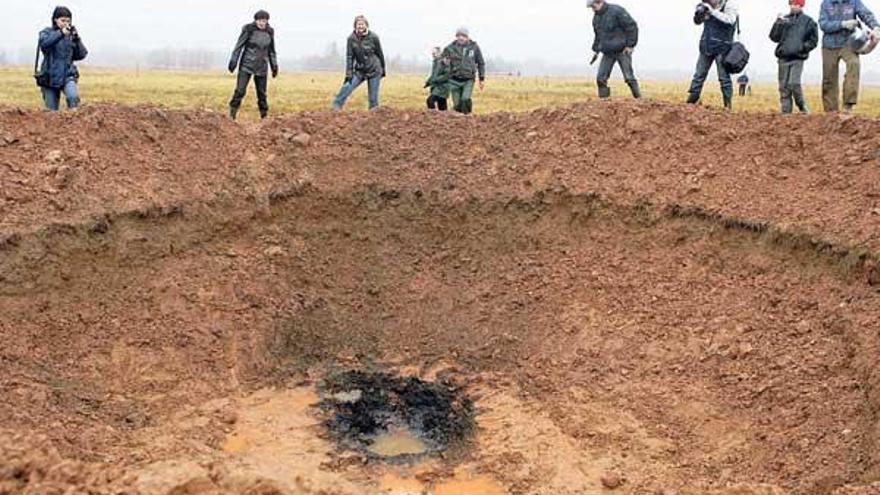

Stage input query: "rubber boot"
[
  {"left": 229, "top": 106, "right": 239, "bottom": 121},
  {"left": 723, "top": 94, "right": 732, "bottom": 111},
  {"left": 627, "top": 80, "right": 642, "bottom": 99},
  {"left": 260, "top": 110, "right": 268, "bottom": 120},
  {"left": 686, "top": 93, "right": 700, "bottom": 105}
]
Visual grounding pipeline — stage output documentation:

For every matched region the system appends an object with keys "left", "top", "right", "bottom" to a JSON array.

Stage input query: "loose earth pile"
[{"left": 1, "top": 100, "right": 879, "bottom": 494}]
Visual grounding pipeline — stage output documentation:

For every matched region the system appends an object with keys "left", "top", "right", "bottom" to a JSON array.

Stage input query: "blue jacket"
[
  {"left": 38, "top": 27, "right": 88, "bottom": 89},
  {"left": 819, "top": 0, "right": 879, "bottom": 49}
]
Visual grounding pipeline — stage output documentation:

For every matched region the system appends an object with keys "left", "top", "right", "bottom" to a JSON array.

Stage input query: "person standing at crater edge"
[
  {"left": 687, "top": 0, "right": 739, "bottom": 110},
  {"left": 770, "top": 0, "right": 819, "bottom": 114},
  {"left": 37, "top": 6, "right": 88, "bottom": 111},
  {"left": 587, "top": 0, "right": 641, "bottom": 99},
  {"left": 443, "top": 27, "right": 486, "bottom": 114},
  {"left": 228, "top": 10, "right": 278, "bottom": 120},
  {"left": 819, "top": 0, "right": 880, "bottom": 113},
  {"left": 425, "top": 47, "right": 451, "bottom": 111},
  {"left": 333, "top": 15, "right": 386, "bottom": 110}
]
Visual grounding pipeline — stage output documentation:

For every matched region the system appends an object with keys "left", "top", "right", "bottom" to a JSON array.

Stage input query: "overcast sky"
[{"left": 4, "top": 1, "right": 879, "bottom": 79}]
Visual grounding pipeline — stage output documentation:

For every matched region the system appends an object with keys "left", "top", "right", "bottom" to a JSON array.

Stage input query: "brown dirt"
[{"left": 1, "top": 100, "right": 879, "bottom": 495}]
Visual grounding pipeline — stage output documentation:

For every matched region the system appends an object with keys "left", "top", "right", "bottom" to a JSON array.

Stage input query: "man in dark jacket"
[
  {"left": 819, "top": 0, "right": 880, "bottom": 112},
  {"left": 332, "top": 15, "right": 386, "bottom": 110},
  {"left": 425, "top": 47, "right": 451, "bottom": 111},
  {"left": 687, "top": 0, "right": 740, "bottom": 109},
  {"left": 442, "top": 27, "right": 486, "bottom": 114},
  {"left": 770, "top": 0, "right": 819, "bottom": 114},
  {"left": 228, "top": 10, "right": 278, "bottom": 120},
  {"left": 588, "top": 0, "right": 640, "bottom": 99},
  {"left": 737, "top": 73, "right": 750, "bottom": 95},
  {"left": 38, "top": 6, "right": 88, "bottom": 111}
]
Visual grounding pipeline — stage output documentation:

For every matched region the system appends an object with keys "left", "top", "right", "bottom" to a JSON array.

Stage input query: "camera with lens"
[{"left": 694, "top": 3, "right": 712, "bottom": 24}]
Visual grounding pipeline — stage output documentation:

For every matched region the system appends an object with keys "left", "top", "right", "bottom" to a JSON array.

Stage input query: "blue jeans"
[
  {"left": 41, "top": 79, "right": 80, "bottom": 111},
  {"left": 333, "top": 73, "right": 381, "bottom": 109},
  {"left": 687, "top": 52, "right": 733, "bottom": 104}
]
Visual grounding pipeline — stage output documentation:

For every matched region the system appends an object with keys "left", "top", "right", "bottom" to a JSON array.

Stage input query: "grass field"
[{"left": 3, "top": 65, "right": 880, "bottom": 119}]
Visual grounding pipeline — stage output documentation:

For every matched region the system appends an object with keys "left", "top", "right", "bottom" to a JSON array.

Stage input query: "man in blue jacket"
[
  {"left": 819, "top": 0, "right": 880, "bottom": 112},
  {"left": 687, "top": 0, "right": 740, "bottom": 110},
  {"left": 587, "top": 0, "right": 641, "bottom": 99},
  {"left": 37, "top": 6, "right": 88, "bottom": 111}
]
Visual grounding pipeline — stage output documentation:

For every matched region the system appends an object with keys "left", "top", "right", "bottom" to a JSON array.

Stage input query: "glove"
[
  {"left": 424, "top": 82, "right": 431, "bottom": 88},
  {"left": 382, "top": 71, "right": 387, "bottom": 78},
  {"left": 228, "top": 62, "right": 236, "bottom": 73},
  {"left": 842, "top": 19, "right": 859, "bottom": 30},
  {"left": 272, "top": 67, "right": 279, "bottom": 78},
  {"left": 344, "top": 76, "right": 352, "bottom": 84}
]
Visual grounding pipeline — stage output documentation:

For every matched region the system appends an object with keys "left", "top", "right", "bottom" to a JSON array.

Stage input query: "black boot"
[
  {"left": 229, "top": 106, "right": 239, "bottom": 121},
  {"left": 260, "top": 110, "right": 268, "bottom": 120},
  {"left": 723, "top": 94, "right": 732, "bottom": 111},
  {"left": 686, "top": 93, "right": 700, "bottom": 105},
  {"left": 627, "top": 80, "right": 642, "bottom": 99}
]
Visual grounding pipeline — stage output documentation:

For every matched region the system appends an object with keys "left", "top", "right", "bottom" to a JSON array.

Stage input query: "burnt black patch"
[{"left": 318, "top": 370, "right": 475, "bottom": 461}]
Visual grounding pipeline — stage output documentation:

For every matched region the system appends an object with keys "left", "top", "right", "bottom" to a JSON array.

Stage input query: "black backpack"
[
  {"left": 33, "top": 40, "right": 50, "bottom": 88},
  {"left": 723, "top": 18, "right": 750, "bottom": 74}
]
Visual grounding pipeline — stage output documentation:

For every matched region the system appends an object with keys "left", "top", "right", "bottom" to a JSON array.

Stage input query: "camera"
[{"left": 694, "top": 3, "right": 711, "bottom": 24}]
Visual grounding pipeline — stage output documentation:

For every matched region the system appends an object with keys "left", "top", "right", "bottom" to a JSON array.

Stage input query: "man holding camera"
[
  {"left": 770, "top": 0, "right": 819, "bottom": 114},
  {"left": 687, "top": 0, "right": 739, "bottom": 110},
  {"left": 587, "top": 0, "right": 641, "bottom": 99},
  {"left": 37, "top": 6, "right": 88, "bottom": 111},
  {"left": 819, "top": 0, "right": 880, "bottom": 112}
]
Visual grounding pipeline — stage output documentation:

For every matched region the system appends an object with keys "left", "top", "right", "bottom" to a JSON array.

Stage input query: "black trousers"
[
  {"left": 230, "top": 71, "right": 268, "bottom": 117},
  {"left": 426, "top": 95, "right": 448, "bottom": 111}
]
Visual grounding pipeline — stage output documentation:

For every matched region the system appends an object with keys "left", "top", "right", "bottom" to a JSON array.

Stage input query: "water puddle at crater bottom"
[
  {"left": 379, "top": 469, "right": 507, "bottom": 495},
  {"left": 368, "top": 425, "right": 430, "bottom": 457}
]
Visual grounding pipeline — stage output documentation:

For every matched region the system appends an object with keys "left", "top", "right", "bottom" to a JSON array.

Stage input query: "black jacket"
[
  {"left": 770, "top": 12, "right": 819, "bottom": 61},
  {"left": 592, "top": 3, "right": 639, "bottom": 54},
  {"left": 346, "top": 31, "right": 386, "bottom": 79},
  {"left": 229, "top": 23, "right": 278, "bottom": 76}
]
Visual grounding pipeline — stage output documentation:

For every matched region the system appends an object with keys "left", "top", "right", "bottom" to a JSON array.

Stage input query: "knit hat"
[
  {"left": 52, "top": 6, "right": 72, "bottom": 21},
  {"left": 456, "top": 26, "right": 470, "bottom": 37},
  {"left": 790, "top": 0, "right": 805, "bottom": 7},
  {"left": 586, "top": 0, "right": 600, "bottom": 6},
  {"left": 254, "top": 10, "right": 270, "bottom": 20}
]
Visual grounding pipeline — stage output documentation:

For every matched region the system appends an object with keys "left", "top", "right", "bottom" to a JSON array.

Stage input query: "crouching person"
[
  {"left": 38, "top": 6, "right": 88, "bottom": 111},
  {"left": 587, "top": 0, "right": 641, "bottom": 99},
  {"left": 425, "top": 47, "right": 450, "bottom": 110},
  {"left": 771, "top": 0, "right": 819, "bottom": 114},
  {"left": 443, "top": 27, "right": 485, "bottom": 114}
]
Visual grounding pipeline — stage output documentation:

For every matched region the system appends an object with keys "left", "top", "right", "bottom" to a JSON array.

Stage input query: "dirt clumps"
[{"left": 1, "top": 101, "right": 880, "bottom": 494}]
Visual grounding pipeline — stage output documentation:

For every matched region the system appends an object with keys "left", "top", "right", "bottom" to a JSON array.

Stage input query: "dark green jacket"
[
  {"left": 592, "top": 3, "right": 639, "bottom": 54},
  {"left": 346, "top": 31, "right": 386, "bottom": 79},
  {"left": 425, "top": 58, "right": 451, "bottom": 97},
  {"left": 443, "top": 40, "right": 486, "bottom": 82},
  {"left": 770, "top": 12, "right": 819, "bottom": 61},
  {"left": 229, "top": 23, "right": 278, "bottom": 76}
]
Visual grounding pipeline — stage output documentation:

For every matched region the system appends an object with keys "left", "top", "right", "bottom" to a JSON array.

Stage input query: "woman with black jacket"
[
  {"left": 228, "top": 10, "right": 278, "bottom": 120},
  {"left": 332, "top": 15, "right": 386, "bottom": 110},
  {"left": 37, "top": 6, "right": 88, "bottom": 111}
]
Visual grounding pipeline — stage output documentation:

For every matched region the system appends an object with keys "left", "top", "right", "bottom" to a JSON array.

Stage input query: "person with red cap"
[{"left": 770, "top": 0, "right": 819, "bottom": 113}]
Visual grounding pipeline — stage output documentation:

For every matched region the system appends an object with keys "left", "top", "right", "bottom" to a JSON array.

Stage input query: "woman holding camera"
[
  {"left": 37, "top": 6, "right": 88, "bottom": 111},
  {"left": 686, "top": 0, "right": 739, "bottom": 109}
]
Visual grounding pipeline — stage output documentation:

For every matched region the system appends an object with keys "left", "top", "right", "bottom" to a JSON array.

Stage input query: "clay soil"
[{"left": 1, "top": 101, "right": 880, "bottom": 495}]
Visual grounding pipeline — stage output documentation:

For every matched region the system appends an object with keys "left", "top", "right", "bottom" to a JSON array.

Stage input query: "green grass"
[{"left": 3, "top": 65, "right": 880, "bottom": 119}]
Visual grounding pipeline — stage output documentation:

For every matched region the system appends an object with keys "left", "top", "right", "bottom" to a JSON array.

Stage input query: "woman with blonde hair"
[{"left": 332, "top": 15, "right": 386, "bottom": 109}]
